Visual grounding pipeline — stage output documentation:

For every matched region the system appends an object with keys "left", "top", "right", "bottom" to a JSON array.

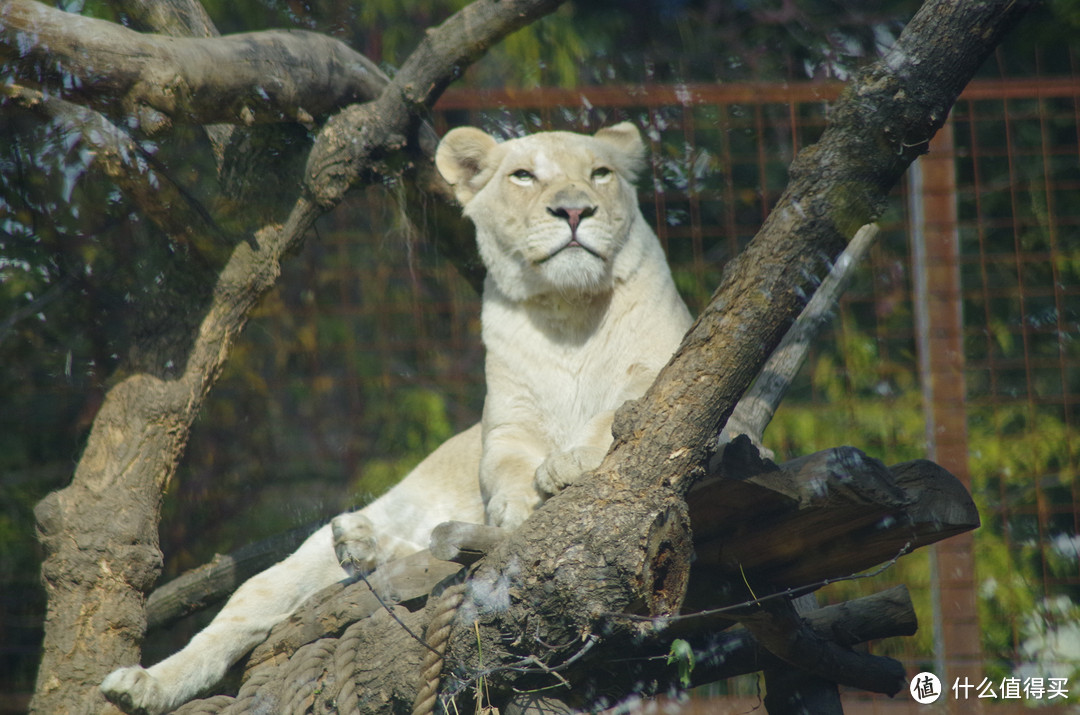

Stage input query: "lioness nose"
[{"left": 547, "top": 205, "right": 597, "bottom": 232}]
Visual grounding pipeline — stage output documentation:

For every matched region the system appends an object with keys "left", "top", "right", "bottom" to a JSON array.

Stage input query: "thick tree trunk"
[{"left": 30, "top": 222, "right": 310, "bottom": 715}]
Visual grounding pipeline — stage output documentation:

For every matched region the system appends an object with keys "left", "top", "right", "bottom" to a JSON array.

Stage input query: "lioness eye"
[
  {"left": 592, "top": 167, "right": 614, "bottom": 183},
  {"left": 509, "top": 169, "right": 535, "bottom": 185}
]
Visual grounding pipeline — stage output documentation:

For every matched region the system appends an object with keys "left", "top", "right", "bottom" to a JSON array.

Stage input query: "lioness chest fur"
[{"left": 100, "top": 123, "right": 692, "bottom": 715}]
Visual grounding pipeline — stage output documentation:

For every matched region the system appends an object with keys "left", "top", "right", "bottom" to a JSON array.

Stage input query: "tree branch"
[
  {"left": 724, "top": 223, "right": 880, "bottom": 444},
  {"left": 302, "top": 0, "right": 567, "bottom": 210},
  {"left": 1, "top": 0, "right": 388, "bottom": 132},
  {"left": 145, "top": 524, "right": 319, "bottom": 630},
  {"left": 110, "top": 0, "right": 219, "bottom": 37}
]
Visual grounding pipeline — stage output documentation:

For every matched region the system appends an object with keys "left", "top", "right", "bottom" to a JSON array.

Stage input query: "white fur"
[
  {"left": 102, "top": 123, "right": 692, "bottom": 714},
  {"left": 436, "top": 123, "right": 692, "bottom": 527}
]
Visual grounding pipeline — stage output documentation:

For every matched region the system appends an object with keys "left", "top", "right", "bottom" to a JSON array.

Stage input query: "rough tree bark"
[{"left": 5, "top": 1, "right": 564, "bottom": 712}]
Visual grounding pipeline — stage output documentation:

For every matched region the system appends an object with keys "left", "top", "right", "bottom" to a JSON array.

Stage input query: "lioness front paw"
[
  {"left": 101, "top": 666, "right": 171, "bottom": 715},
  {"left": 535, "top": 446, "right": 607, "bottom": 496},
  {"left": 331, "top": 512, "right": 378, "bottom": 576}
]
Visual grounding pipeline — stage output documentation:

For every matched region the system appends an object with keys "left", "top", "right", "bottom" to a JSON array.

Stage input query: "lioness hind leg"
[{"left": 102, "top": 523, "right": 347, "bottom": 714}]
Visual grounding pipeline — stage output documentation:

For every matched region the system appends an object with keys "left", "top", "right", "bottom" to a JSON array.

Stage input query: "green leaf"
[{"left": 667, "top": 638, "right": 695, "bottom": 688}]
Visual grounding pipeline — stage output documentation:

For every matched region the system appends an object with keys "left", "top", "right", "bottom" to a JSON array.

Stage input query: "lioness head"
[{"left": 436, "top": 123, "right": 649, "bottom": 302}]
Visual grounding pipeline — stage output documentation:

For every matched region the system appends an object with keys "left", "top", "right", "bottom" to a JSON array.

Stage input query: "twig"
[
  {"left": 358, "top": 571, "right": 442, "bottom": 656},
  {"left": 604, "top": 541, "right": 911, "bottom": 624}
]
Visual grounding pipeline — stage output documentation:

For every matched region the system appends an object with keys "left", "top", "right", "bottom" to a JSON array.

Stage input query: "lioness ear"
[
  {"left": 594, "top": 122, "right": 646, "bottom": 180},
  {"left": 436, "top": 127, "right": 499, "bottom": 204}
]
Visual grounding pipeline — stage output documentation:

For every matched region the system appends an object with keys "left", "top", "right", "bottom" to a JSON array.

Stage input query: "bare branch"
[
  {"left": 145, "top": 524, "right": 318, "bottom": 630},
  {"left": 1, "top": 0, "right": 388, "bottom": 132},
  {"left": 303, "top": 0, "right": 568, "bottom": 209},
  {"left": 723, "top": 223, "right": 880, "bottom": 444},
  {"left": 109, "top": 0, "right": 219, "bottom": 37}
]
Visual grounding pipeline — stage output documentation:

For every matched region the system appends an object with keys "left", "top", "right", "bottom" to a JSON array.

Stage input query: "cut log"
[
  {"left": 737, "top": 596, "right": 906, "bottom": 697},
  {"left": 551, "top": 585, "right": 917, "bottom": 702},
  {"left": 762, "top": 594, "right": 845, "bottom": 715}
]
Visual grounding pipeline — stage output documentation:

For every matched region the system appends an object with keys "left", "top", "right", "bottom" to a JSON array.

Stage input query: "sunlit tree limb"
[
  {"left": 302, "top": 0, "right": 568, "bottom": 209},
  {"left": 108, "top": 0, "right": 219, "bottom": 38},
  {"left": 1, "top": 0, "right": 388, "bottom": 132}
]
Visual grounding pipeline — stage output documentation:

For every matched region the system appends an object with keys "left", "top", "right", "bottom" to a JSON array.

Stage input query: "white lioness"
[{"left": 102, "top": 122, "right": 692, "bottom": 714}]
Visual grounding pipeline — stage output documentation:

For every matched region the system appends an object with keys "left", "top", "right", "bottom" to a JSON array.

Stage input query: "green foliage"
[
  {"left": 667, "top": 638, "right": 696, "bottom": 688},
  {"left": 485, "top": 6, "right": 589, "bottom": 88},
  {"left": 353, "top": 387, "right": 456, "bottom": 501},
  {"left": 1049, "top": 0, "right": 1080, "bottom": 29}
]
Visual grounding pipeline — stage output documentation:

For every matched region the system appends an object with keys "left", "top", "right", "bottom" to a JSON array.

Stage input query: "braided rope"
[
  {"left": 283, "top": 638, "right": 337, "bottom": 713},
  {"left": 410, "top": 582, "right": 467, "bottom": 715},
  {"left": 225, "top": 652, "right": 282, "bottom": 714},
  {"left": 172, "top": 575, "right": 468, "bottom": 715},
  {"left": 333, "top": 617, "right": 368, "bottom": 715},
  {"left": 171, "top": 693, "right": 233, "bottom": 714}
]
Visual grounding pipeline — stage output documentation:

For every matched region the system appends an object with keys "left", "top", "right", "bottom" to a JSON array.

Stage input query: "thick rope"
[
  {"left": 334, "top": 616, "right": 370, "bottom": 715},
  {"left": 171, "top": 693, "right": 233, "bottom": 714},
  {"left": 284, "top": 638, "right": 336, "bottom": 713},
  {"left": 171, "top": 579, "right": 468, "bottom": 715},
  {"left": 410, "top": 582, "right": 467, "bottom": 715}
]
